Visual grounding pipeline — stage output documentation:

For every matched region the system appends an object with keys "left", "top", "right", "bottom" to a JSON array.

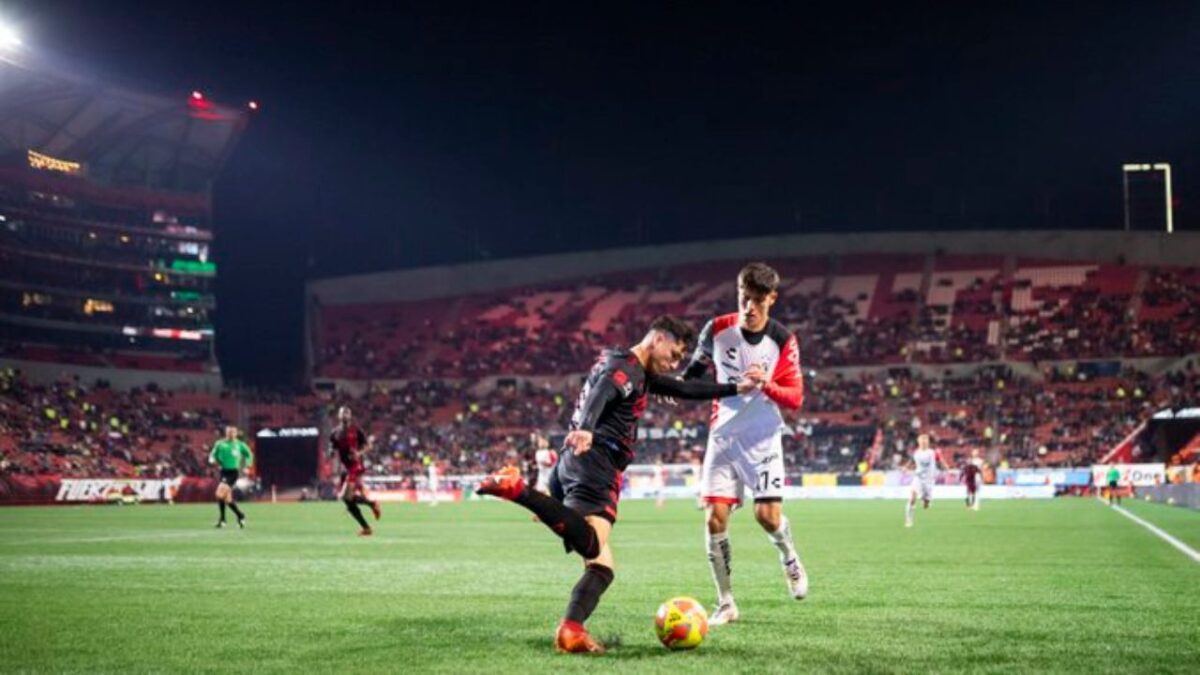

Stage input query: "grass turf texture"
[{"left": 0, "top": 499, "right": 1197, "bottom": 674}]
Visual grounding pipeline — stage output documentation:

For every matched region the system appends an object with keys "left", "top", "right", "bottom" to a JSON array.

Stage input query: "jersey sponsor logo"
[
  {"left": 612, "top": 369, "right": 634, "bottom": 397},
  {"left": 724, "top": 347, "right": 737, "bottom": 361}
]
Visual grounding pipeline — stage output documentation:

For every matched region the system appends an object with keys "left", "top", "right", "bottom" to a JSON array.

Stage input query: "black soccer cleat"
[{"left": 214, "top": 521, "right": 226, "bottom": 529}]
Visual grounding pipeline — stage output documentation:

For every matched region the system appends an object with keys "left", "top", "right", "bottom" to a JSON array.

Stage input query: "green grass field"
[{"left": 1, "top": 498, "right": 1198, "bottom": 674}]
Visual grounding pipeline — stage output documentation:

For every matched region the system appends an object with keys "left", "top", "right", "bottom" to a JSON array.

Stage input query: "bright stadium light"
[
  {"left": 191, "top": 90, "right": 204, "bottom": 100},
  {"left": 247, "top": 100, "right": 259, "bottom": 111},
  {"left": 0, "top": 21, "right": 21, "bottom": 49}
]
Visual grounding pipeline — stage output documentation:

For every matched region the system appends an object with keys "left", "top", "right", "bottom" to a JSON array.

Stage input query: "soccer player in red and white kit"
[
  {"left": 683, "top": 262, "right": 807, "bottom": 625},
  {"left": 329, "top": 406, "right": 381, "bottom": 535},
  {"left": 531, "top": 432, "right": 558, "bottom": 495}
]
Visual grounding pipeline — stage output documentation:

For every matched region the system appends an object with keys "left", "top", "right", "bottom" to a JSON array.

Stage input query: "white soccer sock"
[
  {"left": 706, "top": 530, "right": 733, "bottom": 604},
  {"left": 766, "top": 516, "right": 798, "bottom": 563},
  {"left": 905, "top": 500, "right": 915, "bottom": 522}
]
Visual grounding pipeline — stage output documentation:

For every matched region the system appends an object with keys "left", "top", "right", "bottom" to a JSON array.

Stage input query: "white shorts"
[
  {"left": 911, "top": 477, "right": 934, "bottom": 501},
  {"left": 701, "top": 433, "right": 785, "bottom": 504},
  {"left": 535, "top": 469, "right": 553, "bottom": 493}
]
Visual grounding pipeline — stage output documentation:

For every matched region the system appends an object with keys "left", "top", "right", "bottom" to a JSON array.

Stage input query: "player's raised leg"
[
  {"left": 754, "top": 499, "right": 807, "bottom": 600},
  {"left": 476, "top": 464, "right": 603, "bottom": 560},
  {"left": 746, "top": 440, "right": 806, "bottom": 600}
]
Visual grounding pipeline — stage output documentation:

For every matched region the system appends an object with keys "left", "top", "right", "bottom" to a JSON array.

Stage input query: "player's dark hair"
[
  {"left": 649, "top": 314, "right": 696, "bottom": 346},
  {"left": 738, "top": 262, "right": 780, "bottom": 295}
]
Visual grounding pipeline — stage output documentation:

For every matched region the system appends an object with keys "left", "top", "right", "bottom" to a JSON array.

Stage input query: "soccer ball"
[{"left": 654, "top": 596, "right": 708, "bottom": 650}]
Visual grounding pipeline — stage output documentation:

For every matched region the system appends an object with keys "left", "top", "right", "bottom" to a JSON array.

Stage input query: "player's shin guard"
[
  {"left": 515, "top": 489, "right": 601, "bottom": 559},
  {"left": 344, "top": 499, "right": 370, "bottom": 529},
  {"left": 766, "top": 516, "right": 798, "bottom": 562},
  {"left": 564, "top": 564, "right": 614, "bottom": 625},
  {"left": 706, "top": 531, "right": 733, "bottom": 604}
]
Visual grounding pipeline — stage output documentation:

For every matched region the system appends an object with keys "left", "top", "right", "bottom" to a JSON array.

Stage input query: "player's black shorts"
[
  {"left": 1108, "top": 480, "right": 1119, "bottom": 490},
  {"left": 219, "top": 470, "right": 239, "bottom": 487},
  {"left": 549, "top": 437, "right": 624, "bottom": 523}
]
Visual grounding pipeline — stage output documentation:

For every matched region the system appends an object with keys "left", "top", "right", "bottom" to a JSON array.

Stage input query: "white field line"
[{"left": 1109, "top": 503, "right": 1200, "bottom": 564}]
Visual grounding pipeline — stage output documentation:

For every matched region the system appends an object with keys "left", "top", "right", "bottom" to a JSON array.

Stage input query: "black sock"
[
  {"left": 514, "top": 489, "right": 600, "bottom": 559},
  {"left": 345, "top": 499, "right": 370, "bottom": 529},
  {"left": 354, "top": 495, "right": 377, "bottom": 508},
  {"left": 228, "top": 502, "right": 244, "bottom": 519},
  {"left": 218, "top": 501, "right": 226, "bottom": 522},
  {"left": 565, "top": 564, "right": 614, "bottom": 624}
]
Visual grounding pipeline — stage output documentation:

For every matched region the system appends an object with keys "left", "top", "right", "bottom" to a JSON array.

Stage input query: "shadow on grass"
[{"left": 519, "top": 634, "right": 760, "bottom": 661}]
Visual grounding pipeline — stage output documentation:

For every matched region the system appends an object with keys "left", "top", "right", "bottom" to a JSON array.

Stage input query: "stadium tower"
[{"left": 0, "top": 55, "right": 249, "bottom": 389}]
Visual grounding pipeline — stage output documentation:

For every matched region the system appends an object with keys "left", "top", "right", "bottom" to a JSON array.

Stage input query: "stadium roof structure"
[{"left": 0, "top": 54, "right": 249, "bottom": 194}]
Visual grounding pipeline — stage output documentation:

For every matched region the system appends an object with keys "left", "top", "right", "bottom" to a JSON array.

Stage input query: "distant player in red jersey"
[
  {"left": 961, "top": 451, "right": 983, "bottom": 511},
  {"left": 329, "top": 406, "right": 381, "bottom": 535}
]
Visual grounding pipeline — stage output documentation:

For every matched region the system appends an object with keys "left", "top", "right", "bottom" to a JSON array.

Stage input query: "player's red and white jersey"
[
  {"left": 687, "top": 314, "right": 804, "bottom": 442},
  {"left": 912, "top": 447, "right": 942, "bottom": 482},
  {"left": 534, "top": 448, "right": 558, "bottom": 491},
  {"left": 534, "top": 448, "right": 558, "bottom": 472}
]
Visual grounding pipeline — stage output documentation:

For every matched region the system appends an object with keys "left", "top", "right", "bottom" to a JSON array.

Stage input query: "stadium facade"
[{"left": 0, "top": 54, "right": 249, "bottom": 390}]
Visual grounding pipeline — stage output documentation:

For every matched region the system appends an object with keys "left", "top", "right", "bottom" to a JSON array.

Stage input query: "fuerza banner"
[{"left": 0, "top": 475, "right": 218, "bottom": 505}]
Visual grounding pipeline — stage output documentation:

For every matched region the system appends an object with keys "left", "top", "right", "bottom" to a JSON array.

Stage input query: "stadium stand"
[
  {"left": 0, "top": 56, "right": 249, "bottom": 383},
  {"left": 312, "top": 253, "right": 1200, "bottom": 378}
]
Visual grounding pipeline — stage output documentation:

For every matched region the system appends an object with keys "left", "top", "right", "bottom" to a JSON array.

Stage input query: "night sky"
[{"left": 6, "top": 2, "right": 1200, "bottom": 384}]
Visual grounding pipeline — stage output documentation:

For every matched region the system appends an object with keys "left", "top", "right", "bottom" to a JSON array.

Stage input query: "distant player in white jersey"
[
  {"left": 427, "top": 461, "right": 440, "bottom": 507},
  {"left": 532, "top": 433, "right": 559, "bottom": 495},
  {"left": 905, "top": 433, "right": 950, "bottom": 527},
  {"left": 652, "top": 456, "right": 667, "bottom": 509},
  {"left": 683, "top": 262, "right": 807, "bottom": 625}
]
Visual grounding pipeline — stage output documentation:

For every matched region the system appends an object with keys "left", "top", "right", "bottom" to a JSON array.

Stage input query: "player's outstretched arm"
[{"left": 647, "top": 373, "right": 743, "bottom": 400}]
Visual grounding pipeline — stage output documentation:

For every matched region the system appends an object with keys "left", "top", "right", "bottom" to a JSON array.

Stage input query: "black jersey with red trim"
[
  {"left": 569, "top": 348, "right": 738, "bottom": 470},
  {"left": 330, "top": 424, "right": 368, "bottom": 472}
]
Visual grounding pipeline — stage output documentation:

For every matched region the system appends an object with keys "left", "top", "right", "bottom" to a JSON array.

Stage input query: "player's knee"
[
  {"left": 588, "top": 546, "right": 614, "bottom": 571},
  {"left": 705, "top": 508, "right": 729, "bottom": 534},
  {"left": 754, "top": 507, "right": 781, "bottom": 531}
]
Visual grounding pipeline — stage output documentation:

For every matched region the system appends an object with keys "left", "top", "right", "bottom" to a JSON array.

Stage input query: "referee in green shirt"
[
  {"left": 1106, "top": 465, "right": 1122, "bottom": 506},
  {"left": 209, "top": 426, "right": 253, "bottom": 528}
]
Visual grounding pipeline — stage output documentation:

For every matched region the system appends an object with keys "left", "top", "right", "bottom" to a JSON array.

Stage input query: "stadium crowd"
[
  {"left": 313, "top": 263, "right": 1200, "bottom": 380},
  {"left": 6, "top": 359, "right": 1198, "bottom": 485}
]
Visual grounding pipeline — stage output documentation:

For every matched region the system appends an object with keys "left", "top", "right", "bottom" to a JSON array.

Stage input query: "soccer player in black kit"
[
  {"left": 329, "top": 406, "right": 382, "bottom": 535},
  {"left": 476, "top": 315, "right": 765, "bottom": 653}
]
